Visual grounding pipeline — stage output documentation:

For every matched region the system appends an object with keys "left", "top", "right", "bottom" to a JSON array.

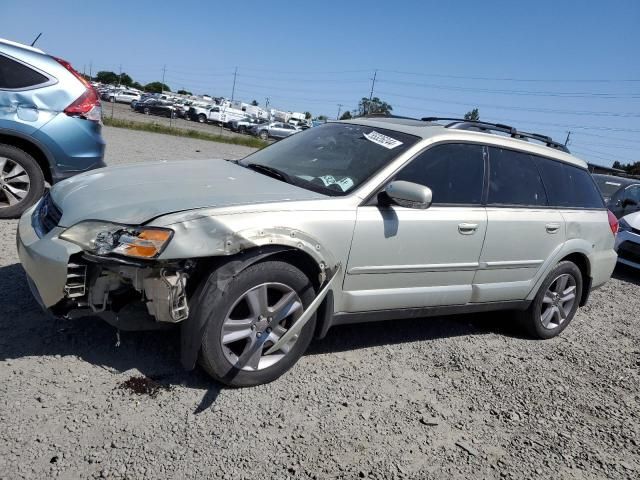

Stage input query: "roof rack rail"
[
  {"left": 421, "top": 117, "right": 570, "bottom": 153},
  {"left": 362, "top": 113, "right": 420, "bottom": 120}
]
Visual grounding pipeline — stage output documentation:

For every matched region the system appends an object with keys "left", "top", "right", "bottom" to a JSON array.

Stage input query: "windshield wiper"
[{"left": 246, "top": 163, "right": 295, "bottom": 185}]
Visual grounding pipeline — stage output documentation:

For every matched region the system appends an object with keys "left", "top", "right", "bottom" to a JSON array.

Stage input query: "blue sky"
[{"left": 2, "top": 0, "right": 639, "bottom": 166}]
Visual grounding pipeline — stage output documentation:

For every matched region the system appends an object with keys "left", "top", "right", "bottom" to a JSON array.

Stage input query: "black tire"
[
  {"left": 109, "top": 97, "right": 115, "bottom": 103},
  {"left": 197, "top": 260, "right": 316, "bottom": 387},
  {"left": 143, "top": 107, "right": 150, "bottom": 115},
  {"left": 239, "top": 126, "right": 246, "bottom": 134},
  {"left": 198, "top": 114, "right": 207, "bottom": 123},
  {"left": 0, "top": 144, "right": 46, "bottom": 219},
  {"left": 259, "top": 130, "right": 268, "bottom": 140},
  {"left": 518, "top": 261, "right": 583, "bottom": 339}
]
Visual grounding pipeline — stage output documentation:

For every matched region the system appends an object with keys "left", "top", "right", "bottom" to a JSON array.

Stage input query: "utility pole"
[
  {"left": 336, "top": 104, "right": 343, "bottom": 120},
  {"left": 89, "top": 62, "right": 92, "bottom": 82},
  {"left": 564, "top": 131, "right": 572, "bottom": 146},
  {"left": 231, "top": 67, "right": 238, "bottom": 102},
  {"left": 161, "top": 65, "right": 166, "bottom": 93},
  {"left": 367, "top": 69, "right": 377, "bottom": 114},
  {"left": 118, "top": 64, "right": 122, "bottom": 87}
]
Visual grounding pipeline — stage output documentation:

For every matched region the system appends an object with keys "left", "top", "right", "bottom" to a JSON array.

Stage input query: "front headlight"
[{"left": 59, "top": 221, "right": 173, "bottom": 259}]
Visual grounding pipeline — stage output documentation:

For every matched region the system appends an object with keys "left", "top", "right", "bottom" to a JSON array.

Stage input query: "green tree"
[
  {"left": 95, "top": 71, "right": 118, "bottom": 84},
  {"left": 304, "top": 111, "right": 312, "bottom": 120},
  {"left": 613, "top": 161, "right": 640, "bottom": 175},
  {"left": 177, "top": 89, "right": 193, "bottom": 95},
  {"left": 119, "top": 73, "right": 133, "bottom": 87},
  {"left": 144, "top": 82, "right": 171, "bottom": 93},
  {"left": 317, "top": 115, "right": 328, "bottom": 121},
  {"left": 130, "top": 81, "right": 144, "bottom": 91},
  {"left": 357, "top": 97, "right": 392, "bottom": 116},
  {"left": 464, "top": 108, "right": 480, "bottom": 121},
  {"left": 251, "top": 99, "right": 259, "bottom": 106},
  {"left": 612, "top": 161, "right": 623, "bottom": 170},
  {"left": 340, "top": 111, "right": 352, "bottom": 120}
]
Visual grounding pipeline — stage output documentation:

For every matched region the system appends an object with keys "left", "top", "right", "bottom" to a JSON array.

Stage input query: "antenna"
[{"left": 30, "top": 33, "right": 42, "bottom": 47}]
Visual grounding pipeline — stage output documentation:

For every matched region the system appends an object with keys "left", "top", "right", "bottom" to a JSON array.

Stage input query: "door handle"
[
  {"left": 545, "top": 223, "right": 561, "bottom": 234},
  {"left": 458, "top": 223, "right": 479, "bottom": 235}
]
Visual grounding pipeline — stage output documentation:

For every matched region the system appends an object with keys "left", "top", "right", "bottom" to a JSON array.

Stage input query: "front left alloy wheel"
[{"left": 197, "top": 260, "right": 317, "bottom": 387}]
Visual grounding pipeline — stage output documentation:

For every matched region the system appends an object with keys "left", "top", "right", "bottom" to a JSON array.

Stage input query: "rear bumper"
[
  {"left": 32, "top": 113, "right": 106, "bottom": 183},
  {"left": 16, "top": 204, "right": 82, "bottom": 308},
  {"left": 589, "top": 248, "right": 618, "bottom": 289}
]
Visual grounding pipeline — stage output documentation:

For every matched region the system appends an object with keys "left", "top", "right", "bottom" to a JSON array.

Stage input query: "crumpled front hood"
[{"left": 51, "top": 159, "right": 326, "bottom": 226}]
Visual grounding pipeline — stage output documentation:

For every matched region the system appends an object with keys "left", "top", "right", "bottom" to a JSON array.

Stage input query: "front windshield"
[{"left": 239, "top": 123, "right": 419, "bottom": 196}]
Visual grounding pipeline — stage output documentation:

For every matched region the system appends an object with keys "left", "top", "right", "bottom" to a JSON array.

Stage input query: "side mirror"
[
  {"left": 623, "top": 198, "right": 639, "bottom": 208},
  {"left": 384, "top": 181, "right": 432, "bottom": 209}
]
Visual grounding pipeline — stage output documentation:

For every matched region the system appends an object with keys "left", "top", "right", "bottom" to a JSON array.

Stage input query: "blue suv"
[{"left": 0, "top": 38, "right": 105, "bottom": 218}]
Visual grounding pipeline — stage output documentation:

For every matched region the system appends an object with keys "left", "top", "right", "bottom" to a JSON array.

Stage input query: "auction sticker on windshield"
[{"left": 364, "top": 131, "right": 404, "bottom": 149}]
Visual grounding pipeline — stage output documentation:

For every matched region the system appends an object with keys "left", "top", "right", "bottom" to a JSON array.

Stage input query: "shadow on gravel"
[
  {"left": 0, "top": 263, "right": 220, "bottom": 412},
  {"left": 1, "top": 262, "right": 524, "bottom": 412},
  {"left": 613, "top": 264, "right": 640, "bottom": 286}
]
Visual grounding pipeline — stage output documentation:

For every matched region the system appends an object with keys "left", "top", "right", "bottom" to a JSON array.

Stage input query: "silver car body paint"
[
  {"left": 17, "top": 118, "right": 617, "bottom": 324},
  {"left": 615, "top": 211, "right": 640, "bottom": 269}
]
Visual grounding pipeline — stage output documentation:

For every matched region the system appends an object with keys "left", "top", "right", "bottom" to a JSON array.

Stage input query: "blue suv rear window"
[{"left": 0, "top": 54, "right": 48, "bottom": 89}]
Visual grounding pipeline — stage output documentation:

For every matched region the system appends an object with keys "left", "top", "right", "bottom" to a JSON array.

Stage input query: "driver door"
[{"left": 343, "top": 143, "right": 488, "bottom": 312}]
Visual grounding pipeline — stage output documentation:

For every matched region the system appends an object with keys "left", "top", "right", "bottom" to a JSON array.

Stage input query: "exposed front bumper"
[
  {"left": 16, "top": 204, "right": 82, "bottom": 308},
  {"left": 615, "top": 230, "right": 640, "bottom": 269}
]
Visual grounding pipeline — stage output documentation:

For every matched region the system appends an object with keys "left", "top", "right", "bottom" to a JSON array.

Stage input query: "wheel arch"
[
  {"left": 559, "top": 251, "right": 591, "bottom": 306},
  {"left": 0, "top": 131, "right": 53, "bottom": 184}
]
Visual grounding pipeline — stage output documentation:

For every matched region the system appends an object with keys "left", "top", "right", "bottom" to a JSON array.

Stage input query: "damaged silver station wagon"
[{"left": 17, "top": 117, "right": 618, "bottom": 386}]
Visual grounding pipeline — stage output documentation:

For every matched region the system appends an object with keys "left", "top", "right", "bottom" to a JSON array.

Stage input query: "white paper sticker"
[{"left": 364, "top": 130, "right": 403, "bottom": 149}]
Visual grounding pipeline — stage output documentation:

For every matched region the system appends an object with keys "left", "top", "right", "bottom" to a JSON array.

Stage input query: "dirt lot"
[{"left": 1, "top": 127, "right": 639, "bottom": 479}]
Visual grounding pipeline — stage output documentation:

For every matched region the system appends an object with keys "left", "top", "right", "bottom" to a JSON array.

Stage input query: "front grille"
[
  {"left": 618, "top": 240, "right": 640, "bottom": 265},
  {"left": 33, "top": 193, "right": 62, "bottom": 236}
]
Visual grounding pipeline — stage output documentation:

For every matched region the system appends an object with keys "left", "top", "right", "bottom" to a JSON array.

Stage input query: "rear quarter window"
[
  {"left": 532, "top": 155, "right": 605, "bottom": 209},
  {"left": 0, "top": 54, "right": 49, "bottom": 89}
]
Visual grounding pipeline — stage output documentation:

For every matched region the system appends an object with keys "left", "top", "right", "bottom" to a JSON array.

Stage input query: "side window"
[
  {"left": 393, "top": 143, "right": 485, "bottom": 205},
  {"left": 624, "top": 186, "right": 640, "bottom": 205},
  {"left": 0, "top": 54, "right": 48, "bottom": 89},
  {"left": 488, "top": 147, "right": 547, "bottom": 206},
  {"left": 533, "top": 155, "right": 605, "bottom": 209}
]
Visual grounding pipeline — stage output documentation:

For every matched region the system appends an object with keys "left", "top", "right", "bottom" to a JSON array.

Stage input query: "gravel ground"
[{"left": 1, "top": 128, "right": 639, "bottom": 479}]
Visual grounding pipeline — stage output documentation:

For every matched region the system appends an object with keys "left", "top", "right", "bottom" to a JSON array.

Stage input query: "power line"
[
  {"left": 375, "top": 89, "right": 640, "bottom": 118},
  {"left": 377, "top": 79, "right": 640, "bottom": 99},
  {"left": 378, "top": 69, "right": 640, "bottom": 83}
]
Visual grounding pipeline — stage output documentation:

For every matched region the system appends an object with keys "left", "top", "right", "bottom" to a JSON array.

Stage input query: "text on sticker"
[{"left": 364, "top": 131, "right": 403, "bottom": 149}]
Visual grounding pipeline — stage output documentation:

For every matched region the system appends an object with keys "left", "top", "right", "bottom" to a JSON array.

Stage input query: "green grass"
[{"left": 103, "top": 117, "right": 268, "bottom": 149}]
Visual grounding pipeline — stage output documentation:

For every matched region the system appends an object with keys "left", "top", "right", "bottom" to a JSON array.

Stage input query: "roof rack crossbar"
[{"left": 421, "top": 117, "right": 570, "bottom": 153}]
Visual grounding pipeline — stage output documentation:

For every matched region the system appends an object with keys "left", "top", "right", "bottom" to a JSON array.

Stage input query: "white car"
[
  {"left": 616, "top": 211, "right": 640, "bottom": 269},
  {"left": 108, "top": 90, "right": 141, "bottom": 104}
]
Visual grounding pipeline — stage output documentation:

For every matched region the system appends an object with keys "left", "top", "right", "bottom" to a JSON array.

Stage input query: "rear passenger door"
[{"left": 474, "top": 147, "right": 565, "bottom": 302}]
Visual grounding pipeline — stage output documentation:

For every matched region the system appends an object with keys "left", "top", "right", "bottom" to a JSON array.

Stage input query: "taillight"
[
  {"left": 52, "top": 56, "right": 102, "bottom": 122},
  {"left": 607, "top": 210, "right": 619, "bottom": 236}
]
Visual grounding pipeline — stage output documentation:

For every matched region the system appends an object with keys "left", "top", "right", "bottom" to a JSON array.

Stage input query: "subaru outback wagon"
[
  {"left": 0, "top": 38, "right": 105, "bottom": 218},
  {"left": 17, "top": 116, "right": 618, "bottom": 386}
]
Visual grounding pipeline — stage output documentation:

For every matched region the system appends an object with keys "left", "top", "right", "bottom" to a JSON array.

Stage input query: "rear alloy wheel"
[
  {"left": 0, "top": 144, "right": 45, "bottom": 219},
  {"left": 518, "top": 261, "right": 582, "bottom": 339},
  {"left": 143, "top": 107, "right": 150, "bottom": 115},
  {"left": 259, "top": 130, "right": 268, "bottom": 140},
  {"left": 239, "top": 126, "right": 246, "bottom": 134},
  {"left": 198, "top": 260, "right": 316, "bottom": 387},
  {"left": 198, "top": 114, "right": 207, "bottom": 123}
]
